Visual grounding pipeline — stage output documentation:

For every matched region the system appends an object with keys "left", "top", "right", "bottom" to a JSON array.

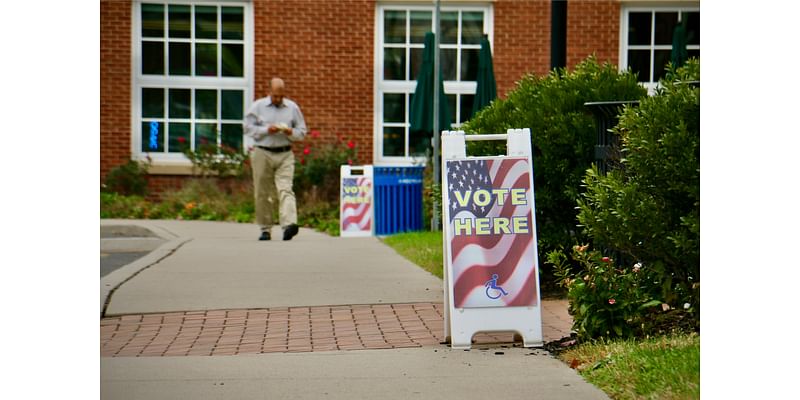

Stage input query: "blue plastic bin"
[{"left": 374, "top": 166, "right": 425, "bottom": 235}]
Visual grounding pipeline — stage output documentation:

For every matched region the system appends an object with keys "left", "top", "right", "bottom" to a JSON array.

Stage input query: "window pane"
[
  {"left": 221, "top": 90, "right": 243, "bottom": 120},
  {"left": 441, "top": 12, "right": 458, "bottom": 44},
  {"left": 383, "top": 93, "right": 405, "bottom": 123},
  {"left": 628, "top": 50, "right": 651, "bottom": 82},
  {"left": 142, "top": 41, "right": 164, "bottom": 75},
  {"left": 654, "top": 12, "right": 678, "bottom": 45},
  {"left": 460, "top": 48, "right": 479, "bottom": 81},
  {"left": 169, "top": 42, "right": 190, "bottom": 75},
  {"left": 141, "top": 3, "right": 164, "bottom": 38},
  {"left": 168, "top": 4, "right": 190, "bottom": 38},
  {"left": 653, "top": 50, "right": 671, "bottom": 82},
  {"left": 195, "top": 89, "right": 217, "bottom": 120},
  {"left": 221, "top": 7, "right": 244, "bottom": 40},
  {"left": 141, "top": 88, "right": 164, "bottom": 118},
  {"left": 462, "top": 11, "right": 484, "bottom": 45},
  {"left": 221, "top": 43, "right": 244, "bottom": 77},
  {"left": 460, "top": 94, "right": 475, "bottom": 123},
  {"left": 409, "top": 128, "right": 430, "bottom": 156},
  {"left": 410, "top": 11, "right": 432, "bottom": 44},
  {"left": 141, "top": 121, "right": 164, "bottom": 152},
  {"left": 446, "top": 94, "right": 457, "bottom": 128},
  {"left": 628, "top": 12, "right": 651, "bottom": 45},
  {"left": 410, "top": 47, "right": 423, "bottom": 80},
  {"left": 168, "top": 89, "right": 190, "bottom": 119},
  {"left": 196, "top": 123, "right": 217, "bottom": 147},
  {"left": 168, "top": 123, "right": 190, "bottom": 153},
  {"left": 195, "top": 43, "right": 217, "bottom": 76},
  {"left": 195, "top": 6, "right": 217, "bottom": 39},
  {"left": 685, "top": 12, "right": 700, "bottom": 45},
  {"left": 221, "top": 124, "right": 244, "bottom": 151},
  {"left": 384, "top": 10, "right": 406, "bottom": 43},
  {"left": 384, "top": 48, "right": 406, "bottom": 80},
  {"left": 383, "top": 126, "right": 405, "bottom": 157},
  {"left": 440, "top": 49, "right": 456, "bottom": 81}
]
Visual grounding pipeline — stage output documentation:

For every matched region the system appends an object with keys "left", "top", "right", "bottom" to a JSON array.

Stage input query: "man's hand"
[{"left": 268, "top": 125, "right": 281, "bottom": 135}]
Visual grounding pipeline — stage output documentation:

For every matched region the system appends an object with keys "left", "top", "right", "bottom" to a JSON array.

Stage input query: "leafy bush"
[
  {"left": 294, "top": 131, "right": 357, "bottom": 205},
  {"left": 102, "top": 158, "right": 151, "bottom": 196},
  {"left": 461, "top": 56, "right": 646, "bottom": 290},
  {"left": 183, "top": 143, "right": 249, "bottom": 178},
  {"left": 550, "top": 245, "right": 662, "bottom": 339},
  {"left": 297, "top": 201, "right": 340, "bottom": 236},
  {"left": 576, "top": 60, "right": 700, "bottom": 319},
  {"left": 101, "top": 192, "right": 152, "bottom": 218}
]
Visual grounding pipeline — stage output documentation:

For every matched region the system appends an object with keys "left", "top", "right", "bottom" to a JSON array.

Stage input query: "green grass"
[
  {"left": 558, "top": 333, "right": 700, "bottom": 400},
  {"left": 381, "top": 231, "right": 444, "bottom": 279}
]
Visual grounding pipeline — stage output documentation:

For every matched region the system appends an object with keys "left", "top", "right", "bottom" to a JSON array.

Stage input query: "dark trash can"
[{"left": 374, "top": 166, "right": 424, "bottom": 235}]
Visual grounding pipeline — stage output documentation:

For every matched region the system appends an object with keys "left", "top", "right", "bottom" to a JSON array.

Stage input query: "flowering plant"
[
  {"left": 549, "top": 245, "right": 662, "bottom": 339},
  {"left": 183, "top": 143, "right": 248, "bottom": 178},
  {"left": 294, "top": 130, "right": 358, "bottom": 203}
]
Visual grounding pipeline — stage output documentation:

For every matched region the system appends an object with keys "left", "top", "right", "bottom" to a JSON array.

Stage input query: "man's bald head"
[{"left": 269, "top": 77, "right": 286, "bottom": 106}]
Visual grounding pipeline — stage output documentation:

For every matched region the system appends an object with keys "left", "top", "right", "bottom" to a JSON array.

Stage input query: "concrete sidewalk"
[{"left": 100, "top": 219, "right": 608, "bottom": 400}]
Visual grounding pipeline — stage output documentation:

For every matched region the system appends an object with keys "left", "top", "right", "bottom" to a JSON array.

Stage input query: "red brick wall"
[
  {"left": 253, "top": 0, "right": 375, "bottom": 164},
  {"left": 100, "top": 0, "right": 132, "bottom": 181},
  {"left": 493, "top": 0, "right": 551, "bottom": 97},
  {"left": 566, "top": 0, "right": 620, "bottom": 68}
]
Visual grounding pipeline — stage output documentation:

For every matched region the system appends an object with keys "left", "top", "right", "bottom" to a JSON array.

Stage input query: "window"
[
  {"left": 133, "top": 1, "right": 251, "bottom": 162},
  {"left": 376, "top": 4, "right": 492, "bottom": 163},
  {"left": 621, "top": 6, "right": 699, "bottom": 93}
]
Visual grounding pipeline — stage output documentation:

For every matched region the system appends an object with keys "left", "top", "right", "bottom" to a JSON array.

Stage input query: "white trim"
[
  {"left": 130, "top": 0, "right": 252, "bottom": 164},
  {"left": 374, "top": 3, "right": 493, "bottom": 166}
]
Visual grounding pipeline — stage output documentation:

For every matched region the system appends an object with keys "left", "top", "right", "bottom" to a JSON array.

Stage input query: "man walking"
[{"left": 244, "top": 77, "right": 307, "bottom": 241}]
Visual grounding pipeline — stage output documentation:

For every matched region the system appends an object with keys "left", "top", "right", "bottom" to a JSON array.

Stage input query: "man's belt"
[{"left": 257, "top": 145, "right": 292, "bottom": 153}]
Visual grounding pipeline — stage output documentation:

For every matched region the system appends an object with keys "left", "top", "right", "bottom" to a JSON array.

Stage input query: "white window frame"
[
  {"left": 374, "top": 3, "right": 493, "bottom": 166},
  {"left": 619, "top": 3, "right": 699, "bottom": 95},
  {"left": 130, "top": 0, "right": 254, "bottom": 167}
]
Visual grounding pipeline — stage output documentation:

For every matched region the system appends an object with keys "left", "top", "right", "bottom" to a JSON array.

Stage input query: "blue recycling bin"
[{"left": 374, "top": 166, "right": 424, "bottom": 235}]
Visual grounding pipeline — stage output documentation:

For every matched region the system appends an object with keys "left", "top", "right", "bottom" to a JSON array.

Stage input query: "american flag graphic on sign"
[
  {"left": 341, "top": 177, "right": 372, "bottom": 233},
  {"left": 445, "top": 157, "right": 538, "bottom": 308}
]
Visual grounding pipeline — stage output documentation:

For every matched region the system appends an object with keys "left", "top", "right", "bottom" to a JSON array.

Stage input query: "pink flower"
[
  {"left": 303, "top": 147, "right": 311, "bottom": 155},
  {"left": 608, "top": 298, "right": 616, "bottom": 305},
  {"left": 177, "top": 136, "right": 186, "bottom": 144},
  {"left": 602, "top": 256, "right": 612, "bottom": 263},
  {"left": 299, "top": 157, "right": 305, "bottom": 165},
  {"left": 347, "top": 140, "right": 356, "bottom": 149},
  {"left": 347, "top": 158, "right": 353, "bottom": 165},
  {"left": 310, "top": 130, "right": 320, "bottom": 138}
]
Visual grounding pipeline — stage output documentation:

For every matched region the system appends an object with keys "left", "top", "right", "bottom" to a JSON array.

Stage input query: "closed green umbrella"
[
  {"left": 410, "top": 31, "right": 451, "bottom": 146},
  {"left": 671, "top": 20, "right": 689, "bottom": 69},
  {"left": 471, "top": 34, "right": 497, "bottom": 119}
]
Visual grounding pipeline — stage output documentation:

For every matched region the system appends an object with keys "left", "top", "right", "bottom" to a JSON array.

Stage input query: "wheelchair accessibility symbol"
[{"left": 484, "top": 274, "right": 509, "bottom": 299}]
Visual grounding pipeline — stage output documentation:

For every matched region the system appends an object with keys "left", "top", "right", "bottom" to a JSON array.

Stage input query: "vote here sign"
[
  {"left": 443, "top": 157, "right": 539, "bottom": 309},
  {"left": 340, "top": 175, "right": 373, "bottom": 236}
]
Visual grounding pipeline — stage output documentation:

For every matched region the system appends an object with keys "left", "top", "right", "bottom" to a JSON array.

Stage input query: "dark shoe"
[
  {"left": 259, "top": 231, "right": 271, "bottom": 241},
  {"left": 283, "top": 224, "right": 299, "bottom": 241}
]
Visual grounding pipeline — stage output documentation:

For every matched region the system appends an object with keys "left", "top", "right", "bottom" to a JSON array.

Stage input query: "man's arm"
[
  {"left": 243, "top": 101, "right": 269, "bottom": 141},
  {"left": 286, "top": 104, "right": 307, "bottom": 142}
]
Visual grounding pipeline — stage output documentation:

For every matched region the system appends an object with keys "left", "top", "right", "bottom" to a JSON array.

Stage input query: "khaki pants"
[{"left": 250, "top": 148, "right": 297, "bottom": 231}]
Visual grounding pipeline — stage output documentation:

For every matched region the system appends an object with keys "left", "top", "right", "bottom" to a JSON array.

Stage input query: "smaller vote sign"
[{"left": 340, "top": 174, "right": 373, "bottom": 236}]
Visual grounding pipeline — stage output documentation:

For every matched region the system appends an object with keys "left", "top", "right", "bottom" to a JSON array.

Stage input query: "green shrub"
[
  {"left": 550, "top": 245, "right": 662, "bottom": 339},
  {"left": 102, "top": 158, "right": 151, "bottom": 196},
  {"left": 183, "top": 143, "right": 249, "bottom": 178},
  {"left": 100, "top": 192, "right": 153, "bottom": 218},
  {"left": 298, "top": 201, "right": 340, "bottom": 236},
  {"left": 461, "top": 56, "right": 646, "bottom": 291},
  {"left": 576, "top": 60, "right": 700, "bottom": 320},
  {"left": 295, "top": 132, "right": 357, "bottom": 205}
]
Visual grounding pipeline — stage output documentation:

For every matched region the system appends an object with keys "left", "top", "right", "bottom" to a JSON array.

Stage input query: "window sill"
[{"left": 147, "top": 161, "right": 195, "bottom": 176}]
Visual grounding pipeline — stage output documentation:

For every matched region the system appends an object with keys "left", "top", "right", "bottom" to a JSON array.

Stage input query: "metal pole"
[{"left": 431, "top": 0, "right": 441, "bottom": 231}]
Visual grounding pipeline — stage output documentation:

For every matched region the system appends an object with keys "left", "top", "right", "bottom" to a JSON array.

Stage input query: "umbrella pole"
[{"left": 432, "top": 0, "right": 441, "bottom": 231}]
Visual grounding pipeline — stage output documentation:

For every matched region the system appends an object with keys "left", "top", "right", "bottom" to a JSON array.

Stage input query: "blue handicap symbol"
[{"left": 484, "top": 274, "right": 509, "bottom": 299}]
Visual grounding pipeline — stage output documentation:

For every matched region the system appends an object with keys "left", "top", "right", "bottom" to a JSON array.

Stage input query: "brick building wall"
[
  {"left": 100, "top": 0, "right": 132, "bottom": 181},
  {"left": 253, "top": 0, "right": 375, "bottom": 164},
  {"left": 493, "top": 0, "right": 551, "bottom": 97},
  {"left": 566, "top": 0, "right": 620, "bottom": 67}
]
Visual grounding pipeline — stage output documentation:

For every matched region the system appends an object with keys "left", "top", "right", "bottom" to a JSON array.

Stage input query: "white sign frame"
[
  {"left": 340, "top": 165, "right": 375, "bottom": 238},
  {"left": 441, "top": 129, "right": 543, "bottom": 349}
]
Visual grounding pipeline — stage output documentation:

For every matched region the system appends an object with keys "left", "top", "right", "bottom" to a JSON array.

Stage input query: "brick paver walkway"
[{"left": 101, "top": 300, "right": 572, "bottom": 357}]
